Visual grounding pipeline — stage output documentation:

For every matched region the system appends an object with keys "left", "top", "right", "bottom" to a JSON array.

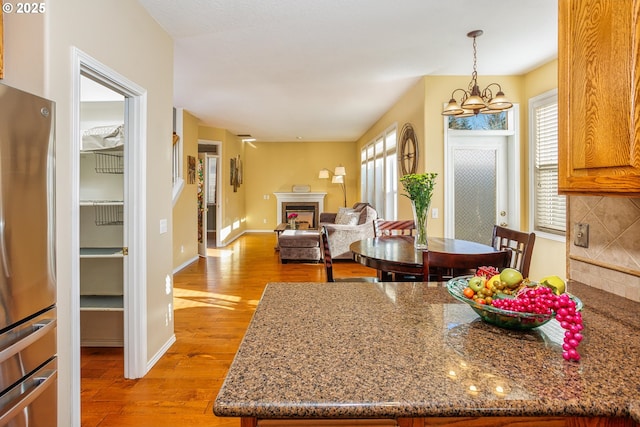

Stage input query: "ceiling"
[{"left": 137, "top": 0, "right": 558, "bottom": 142}]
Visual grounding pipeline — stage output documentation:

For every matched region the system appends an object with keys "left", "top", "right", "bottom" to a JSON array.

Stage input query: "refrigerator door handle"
[
  {"left": 0, "top": 366, "right": 57, "bottom": 425},
  {"left": 0, "top": 318, "right": 56, "bottom": 364},
  {"left": 0, "top": 217, "right": 9, "bottom": 277}
]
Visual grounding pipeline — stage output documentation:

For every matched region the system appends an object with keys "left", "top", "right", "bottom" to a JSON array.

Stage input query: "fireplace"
[
  {"left": 283, "top": 203, "right": 318, "bottom": 228},
  {"left": 274, "top": 192, "right": 326, "bottom": 229}
]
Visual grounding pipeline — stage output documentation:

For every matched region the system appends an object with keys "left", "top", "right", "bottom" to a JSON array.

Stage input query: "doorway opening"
[
  {"left": 443, "top": 106, "right": 520, "bottom": 244},
  {"left": 198, "top": 140, "right": 222, "bottom": 255},
  {"left": 72, "top": 47, "right": 148, "bottom": 424}
]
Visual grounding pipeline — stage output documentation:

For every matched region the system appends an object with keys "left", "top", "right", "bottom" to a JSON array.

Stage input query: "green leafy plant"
[
  {"left": 400, "top": 173, "right": 438, "bottom": 211},
  {"left": 400, "top": 173, "right": 438, "bottom": 248}
]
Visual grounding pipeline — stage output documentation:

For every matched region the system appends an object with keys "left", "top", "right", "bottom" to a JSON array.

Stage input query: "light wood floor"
[{"left": 81, "top": 232, "right": 378, "bottom": 427}]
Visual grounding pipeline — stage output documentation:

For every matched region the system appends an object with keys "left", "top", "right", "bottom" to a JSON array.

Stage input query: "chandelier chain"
[
  {"left": 470, "top": 35, "right": 479, "bottom": 91},
  {"left": 441, "top": 29, "right": 512, "bottom": 116}
]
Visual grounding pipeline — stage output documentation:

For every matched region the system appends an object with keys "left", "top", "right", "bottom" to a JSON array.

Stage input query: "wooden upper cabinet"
[{"left": 558, "top": 0, "right": 640, "bottom": 196}]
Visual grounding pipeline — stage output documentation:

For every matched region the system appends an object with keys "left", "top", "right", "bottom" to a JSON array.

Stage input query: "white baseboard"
[
  {"left": 146, "top": 334, "right": 176, "bottom": 373},
  {"left": 173, "top": 255, "right": 199, "bottom": 274}
]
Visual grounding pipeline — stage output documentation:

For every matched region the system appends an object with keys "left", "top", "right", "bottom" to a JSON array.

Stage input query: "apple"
[
  {"left": 501, "top": 268, "right": 523, "bottom": 289},
  {"left": 468, "top": 276, "right": 486, "bottom": 292}
]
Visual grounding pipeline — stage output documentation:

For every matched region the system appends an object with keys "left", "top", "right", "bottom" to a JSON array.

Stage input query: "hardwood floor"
[{"left": 81, "top": 232, "right": 378, "bottom": 427}]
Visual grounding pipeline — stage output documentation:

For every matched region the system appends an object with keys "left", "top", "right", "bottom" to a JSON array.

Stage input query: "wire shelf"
[
  {"left": 95, "top": 152, "right": 124, "bottom": 174},
  {"left": 94, "top": 204, "right": 124, "bottom": 226}
]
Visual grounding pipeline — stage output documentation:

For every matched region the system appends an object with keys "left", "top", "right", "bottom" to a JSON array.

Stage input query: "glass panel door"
[{"left": 445, "top": 134, "right": 509, "bottom": 245}]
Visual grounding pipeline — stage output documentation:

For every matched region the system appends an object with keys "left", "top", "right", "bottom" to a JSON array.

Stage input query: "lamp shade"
[
  {"left": 487, "top": 91, "right": 513, "bottom": 110},
  {"left": 331, "top": 175, "right": 344, "bottom": 184},
  {"left": 442, "top": 98, "right": 464, "bottom": 116},
  {"left": 318, "top": 169, "right": 330, "bottom": 179},
  {"left": 334, "top": 166, "right": 346, "bottom": 176}
]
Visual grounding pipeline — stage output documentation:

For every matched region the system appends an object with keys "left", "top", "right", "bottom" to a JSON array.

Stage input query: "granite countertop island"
[{"left": 214, "top": 281, "right": 640, "bottom": 426}]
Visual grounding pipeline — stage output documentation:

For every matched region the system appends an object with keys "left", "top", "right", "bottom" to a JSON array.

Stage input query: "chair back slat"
[
  {"left": 374, "top": 219, "right": 416, "bottom": 236},
  {"left": 491, "top": 225, "right": 536, "bottom": 278},
  {"left": 422, "top": 250, "right": 511, "bottom": 281},
  {"left": 320, "top": 226, "right": 335, "bottom": 282}
]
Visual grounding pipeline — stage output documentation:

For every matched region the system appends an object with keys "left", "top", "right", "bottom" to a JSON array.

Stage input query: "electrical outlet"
[
  {"left": 574, "top": 223, "right": 589, "bottom": 248},
  {"left": 431, "top": 208, "right": 439, "bottom": 219}
]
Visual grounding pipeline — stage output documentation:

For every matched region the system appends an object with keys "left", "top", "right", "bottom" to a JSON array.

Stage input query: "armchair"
[{"left": 319, "top": 203, "right": 378, "bottom": 259}]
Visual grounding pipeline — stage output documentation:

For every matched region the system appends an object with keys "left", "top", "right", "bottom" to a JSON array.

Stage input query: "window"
[
  {"left": 529, "top": 89, "right": 565, "bottom": 237},
  {"left": 360, "top": 125, "right": 397, "bottom": 219}
]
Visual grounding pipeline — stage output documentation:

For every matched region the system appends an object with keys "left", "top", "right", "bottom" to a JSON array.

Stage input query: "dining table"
[{"left": 350, "top": 235, "right": 500, "bottom": 281}]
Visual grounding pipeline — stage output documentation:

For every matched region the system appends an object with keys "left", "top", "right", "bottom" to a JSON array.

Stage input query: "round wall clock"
[{"left": 399, "top": 123, "right": 419, "bottom": 175}]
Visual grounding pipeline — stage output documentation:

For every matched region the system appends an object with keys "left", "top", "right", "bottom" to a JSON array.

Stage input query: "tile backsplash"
[{"left": 568, "top": 196, "right": 640, "bottom": 302}]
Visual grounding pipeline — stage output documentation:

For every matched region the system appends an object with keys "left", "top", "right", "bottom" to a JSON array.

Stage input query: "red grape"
[{"left": 491, "top": 285, "right": 583, "bottom": 362}]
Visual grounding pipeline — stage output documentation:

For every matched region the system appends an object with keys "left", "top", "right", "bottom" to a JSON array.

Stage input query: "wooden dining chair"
[
  {"left": 422, "top": 249, "right": 511, "bottom": 282},
  {"left": 373, "top": 219, "right": 416, "bottom": 236},
  {"left": 320, "top": 226, "right": 378, "bottom": 283},
  {"left": 372, "top": 220, "right": 421, "bottom": 281},
  {"left": 491, "top": 225, "right": 536, "bottom": 278}
]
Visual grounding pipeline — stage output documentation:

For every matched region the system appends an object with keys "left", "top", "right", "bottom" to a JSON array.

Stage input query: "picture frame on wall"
[
  {"left": 187, "top": 155, "right": 196, "bottom": 184},
  {"left": 230, "top": 155, "right": 242, "bottom": 192}
]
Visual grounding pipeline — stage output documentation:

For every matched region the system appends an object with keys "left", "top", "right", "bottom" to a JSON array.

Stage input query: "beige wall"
[
  {"left": 3, "top": 1, "right": 174, "bottom": 425},
  {"left": 198, "top": 126, "right": 247, "bottom": 244},
  {"left": 355, "top": 65, "right": 565, "bottom": 280},
  {"left": 521, "top": 60, "right": 566, "bottom": 280},
  {"left": 356, "top": 78, "right": 426, "bottom": 221},
  {"left": 173, "top": 110, "right": 199, "bottom": 267},
  {"left": 243, "top": 140, "right": 359, "bottom": 229}
]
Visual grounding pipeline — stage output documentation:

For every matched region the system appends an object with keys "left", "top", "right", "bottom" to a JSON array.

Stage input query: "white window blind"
[
  {"left": 360, "top": 125, "right": 397, "bottom": 219},
  {"left": 532, "top": 92, "right": 566, "bottom": 235}
]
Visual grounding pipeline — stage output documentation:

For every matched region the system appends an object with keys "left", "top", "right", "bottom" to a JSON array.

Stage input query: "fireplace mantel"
[{"left": 274, "top": 192, "right": 326, "bottom": 226}]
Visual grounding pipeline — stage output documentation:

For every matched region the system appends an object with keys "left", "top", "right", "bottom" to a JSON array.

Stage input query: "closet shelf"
[
  {"left": 80, "top": 247, "right": 124, "bottom": 258},
  {"left": 80, "top": 202, "right": 124, "bottom": 226},
  {"left": 80, "top": 200, "right": 123, "bottom": 206},
  {"left": 94, "top": 152, "right": 124, "bottom": 174},
  {"left": 80, "top": 295, "right": 124, "bottom": 311}
]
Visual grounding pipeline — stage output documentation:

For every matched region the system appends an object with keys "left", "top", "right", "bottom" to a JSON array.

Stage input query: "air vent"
[{"left": 198, "top": 144, "right": 219, "bottom": 154}]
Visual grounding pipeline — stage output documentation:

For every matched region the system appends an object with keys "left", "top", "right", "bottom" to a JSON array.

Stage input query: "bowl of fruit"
[{"left": 447, "top": 267, "right": 584, "bottom": 361}]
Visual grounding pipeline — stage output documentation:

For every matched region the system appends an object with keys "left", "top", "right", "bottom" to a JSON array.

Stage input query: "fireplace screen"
[{"left": 283, "top": 203, "right": 318, "bottom": 228}]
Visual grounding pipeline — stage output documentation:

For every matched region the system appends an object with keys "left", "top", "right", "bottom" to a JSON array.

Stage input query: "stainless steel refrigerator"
[{"left": 0, "top": 83, "right": 57, "bottom": 426}]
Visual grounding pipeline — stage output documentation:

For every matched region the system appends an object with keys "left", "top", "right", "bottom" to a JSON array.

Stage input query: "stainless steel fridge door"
[
  {"left": 0, "top": 308, "right": 56, "bottom": 395},
  {"left": 0, "top": 83, "right": 56, "bottom": 331},
  {"left": 0, "top": 357, "right": 57, "bottom": 426}
]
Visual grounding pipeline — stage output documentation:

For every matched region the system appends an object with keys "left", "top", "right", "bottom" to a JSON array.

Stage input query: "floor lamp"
[{"left": 319, "top": 166, "right": 347, "bottom": 207}]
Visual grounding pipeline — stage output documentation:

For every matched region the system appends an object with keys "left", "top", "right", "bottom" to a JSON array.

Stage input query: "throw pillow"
[{"left": 335, "top": 208, "right": 360, "bottom": 225}]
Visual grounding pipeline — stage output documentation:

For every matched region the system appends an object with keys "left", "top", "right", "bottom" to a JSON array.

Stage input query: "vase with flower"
[
  {"left": 400, "top": 172, "right": 437, "bottom": 249},
  {"left": 287, "top": 213, "right": 298, "bottom": 229}
]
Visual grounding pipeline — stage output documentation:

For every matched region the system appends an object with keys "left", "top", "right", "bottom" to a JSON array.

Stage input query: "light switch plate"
[{"left": 574, "top": 223, "right": 589, "bottom": 248}]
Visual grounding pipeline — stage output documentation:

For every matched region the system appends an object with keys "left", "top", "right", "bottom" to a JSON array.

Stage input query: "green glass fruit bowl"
[{"left": 446, "top": 276, "right": 583, "bottom": 330}]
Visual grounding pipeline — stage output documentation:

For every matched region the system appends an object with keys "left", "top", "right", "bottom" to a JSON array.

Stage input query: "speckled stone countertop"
[{"left": 214, "top": 281, "right": 640, "bottom": 422}]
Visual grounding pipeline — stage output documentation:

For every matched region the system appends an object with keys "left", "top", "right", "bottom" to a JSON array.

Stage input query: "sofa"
[{"left": 319, "top": 202, "right": 378, "bottom": 259}]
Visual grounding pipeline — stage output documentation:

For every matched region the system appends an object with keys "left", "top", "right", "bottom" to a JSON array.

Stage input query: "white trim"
[
  {"left": 146, "top": 335, "right": 176, "bottom": 372},
  {"left": 197, "top": 139, "right": 223, "bottom": 249},
  {"left": 72, "top": 49, "right": 149, "bottom": 420},
  {"left": 172, "top": 108, "right": 184, "bottom": 205},
  {"left": 443, "top": 105, "right": 520, "bottom": 239},
  {"left": 173, "top": 255, "right": 200, "bottom": 274},
  {"left": 70, "top": 49, "right": 82, "bottom": 427},
  {"left": 273, "top": 192, "right": 327, "bottom": 224},
  {"left": 172, "top": 177, "right": 185, "bottom": 207}
]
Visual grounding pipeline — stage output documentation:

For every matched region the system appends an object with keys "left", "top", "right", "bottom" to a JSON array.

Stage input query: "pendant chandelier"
[{"left": 442, "top": 30, "right": 513, "bottom": 117}]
